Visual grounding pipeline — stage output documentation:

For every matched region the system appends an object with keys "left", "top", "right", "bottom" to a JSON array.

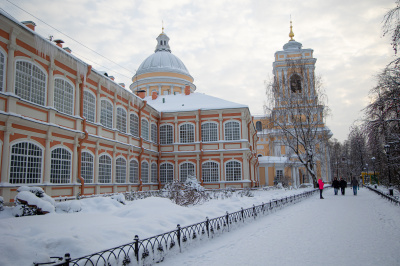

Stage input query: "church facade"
[
  {"left": 0, "top": 12, "right": 258, "bottom": 203},
  {"left": 254, "top": 23, "right": 332, "bottom": 187}
]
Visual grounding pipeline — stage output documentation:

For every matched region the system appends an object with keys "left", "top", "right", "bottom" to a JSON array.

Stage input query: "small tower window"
[{"left": 290, "top": 74, "right": 302, "bottom": 93}]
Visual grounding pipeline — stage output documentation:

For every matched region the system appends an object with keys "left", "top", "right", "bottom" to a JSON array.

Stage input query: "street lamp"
[
  {"left": 366, "top": 163, "right": 369, "bottom": 183},
  {"left": 371, "top": 157, "right": 377, "bottom": 187},
  {"left": 384, "top": 144, "right": 393, "bottom": 196}
]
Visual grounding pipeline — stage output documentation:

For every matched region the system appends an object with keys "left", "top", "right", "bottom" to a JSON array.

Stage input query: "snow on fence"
[
  {"left": 34, "top": 189, "right": 318, "bottom": 266},
  {"left": 365, "top": 185, "right": 400, "bottom": 205}
]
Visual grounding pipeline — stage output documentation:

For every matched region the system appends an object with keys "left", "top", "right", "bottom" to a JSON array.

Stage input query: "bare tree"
[
  {"left": 383, "top": 0, "right": 400, "bottom": 64},
  {"left": 265, "top": 60, "right": 331, "bottom": 186}
]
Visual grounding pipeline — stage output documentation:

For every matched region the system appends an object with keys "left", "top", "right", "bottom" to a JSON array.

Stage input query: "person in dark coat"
[
  {"left": 351, "top": 177, "right": 359, "bottom": 196},
  {"left": 332, "top": 177, "right": 340, "bottom": 195},
  {"left": 340, "top": 178, "right": 347, "bottom": 195}
]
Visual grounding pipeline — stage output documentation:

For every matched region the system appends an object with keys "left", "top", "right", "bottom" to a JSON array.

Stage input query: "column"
[
  {"left": 47, "top": 57, "right": 55, "bottom": 108},
  {"left": 1, "top": 129, "right": 10, "bottom": 183},
  {"left": 43, "top": 130, "right": 52, "bottom": 184},
  {"left": 6, "top": 30, "right": 18, "bottom": 94}
]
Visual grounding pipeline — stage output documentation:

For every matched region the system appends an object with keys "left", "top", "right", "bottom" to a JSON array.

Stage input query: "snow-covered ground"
[
  {"left": 0, "top": 187, "right": 399, "bottom": 266},
  {"left": 161, "top": 187, "right": 400, "bottom": 266}
]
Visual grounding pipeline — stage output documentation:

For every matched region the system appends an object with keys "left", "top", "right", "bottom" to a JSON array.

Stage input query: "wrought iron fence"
[
  {"left": 365, "top": 185, "right": 400, "bottom": 205},
  {"left": 34, "top": 189, "right": 317, "bottom": 266}
]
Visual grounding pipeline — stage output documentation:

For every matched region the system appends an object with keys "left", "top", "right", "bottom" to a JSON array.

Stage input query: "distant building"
[
  {"left": 254, "top": 22, "right": 332, "bottom": 187},
  {"left": 0, "top": 12, "right": 258, "bottom": 203}
]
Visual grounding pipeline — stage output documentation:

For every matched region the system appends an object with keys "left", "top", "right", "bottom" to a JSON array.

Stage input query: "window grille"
[
  {"left": 116, "top": 157, "right": 126, "bottom": 183},
  {"left": 160, "top": 163, "right": 174, "bottom": 183},
  {"left": 83, "top": 91, "right": 95, "bottom": 122},
  {"left": 129, "top": 160, "right": 139, "bottom": 183},
  {"left": 201, "top": 122, "right": 218, "bottom": 142},
  {"left": 130, "top": 114, "right": 139, "bottom": 137},
  {"left": 141, "top": 161, "right": 149, "bottom": 183},
  {"left": 224, "top": 121, "right": 240, "bottom": 141},
  {"left": 180, "top": 162, "right": 195, "bottom": 182},
  {"left": 54, "top": 78, "right": 74, "bottom": 115},
  {"left": 160, "top": 124, "right": 173, "bottom": 144},
  {"left": 10, "top": 142, "right": 42, "bottom": 184},
  {"left": 15, "top": 61, "right": 46, "bottom": 105},
  {"left": 141, "top": 119, "right": 149, "bottom": 140},
  {"left": 100, "top": 100, "right": 113, "bottom": 128},
  {"left": 226, "top": 161, "right": 242, "bottom": 181},
  {"left": 81, "top": 152, "right": 94, "bottom": 183},
  {"left": 202, "top": 161, "right": 219, "bottom": 183},
  {"left": 151, "top": 163, "right": 158, "bottom": 183},
  {"left": 116, "top": 107, "right": 127, "bottom": 133},
  {"left": 99, "top": 155, "right": 112, "bottom": 183},
  {"left": 180, "top": 123, "right": 194, "bottom": 143},
  {"left": 151, "top": 123, "right": 157, "bottom": 143},
  {"left": 50, "top": 148, "right": 71, "bottom": 183}
]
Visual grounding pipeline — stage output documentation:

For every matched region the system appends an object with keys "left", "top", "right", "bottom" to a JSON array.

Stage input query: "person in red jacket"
[{"left": 318, "top": 178, "right": 324, "bottom": 199}]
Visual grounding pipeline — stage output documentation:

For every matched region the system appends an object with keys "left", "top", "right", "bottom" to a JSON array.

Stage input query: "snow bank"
[
  {"left": 14, "top": 191, "right": 55, "bottom": 215},
  {"left": 56, "top": 200, "right": 82, "bottom": 213}
]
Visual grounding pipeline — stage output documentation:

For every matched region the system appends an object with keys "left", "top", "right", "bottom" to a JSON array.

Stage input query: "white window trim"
[
  {"left": 202, "top": 161, "right": 220, "bottom": 183},
  {"left": 223, "top": 120, "right": 241, "bottom": 141},
  {"left": 201, "top": 121, "right": 219, "bottom": 142},
  {"left": 179, "top": 122, "right": 195, "bottom": 143},
  {"left": 53, "top": 76, "right": 75, "bottom": 115},
  {"left": 160, "top": 123, "right": 174, "bottom": 144},
  {"left": 0, "top": 47, "right": 7, "bottom": 92},
  {"left": 50, "top": 146, "right": 72, "bottom": 184},
  {"left": 81, "top": 150, "right": 94, "bottom": 184},
  {"left": 129, "top": 159, "right": 139, "bottom": 183},
  {"left": 116, "top": 106, "right": 127, "bottom": 133},
  {"left": 224, "top": 160, "right": 242, "bottom": 182},
  {"left": 179, "top": 162, "right": 196, "bottom": 182},
  {"left": 115, "top": 156, "right": 127, "bottom": 183},
  {"left": 160, "top": 162, "right": 174, "bottom": 183},
  {"left": 98, "top": 153, "right": 112, "bottom": 183},
  {"left": 83, "top": 89, "right": 96, "bottom": 123},
  {"left": 100, "top": 98, "right": 113, "bottom": 129}
]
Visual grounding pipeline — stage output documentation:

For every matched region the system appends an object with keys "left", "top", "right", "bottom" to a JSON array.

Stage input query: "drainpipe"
[
  {"left": 198, "top": 109, "right": 204, "bottom": 185},
  {"left": 138, "top": 100, "right": 147, "bottom": 191},
  {"left": 77, "top": 65, "right": 92, "bottom": 196},
  {"left": 157, "top": 112, "right": 162, "bottom": 190}
]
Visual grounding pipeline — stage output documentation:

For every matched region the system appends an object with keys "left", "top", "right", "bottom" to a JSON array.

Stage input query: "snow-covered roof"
[
  {"left": 258, "top": 156, "right": 289, "bottom": 164},
  {"left": 145, "top": 92, "right": 248, "bottom": 113}
]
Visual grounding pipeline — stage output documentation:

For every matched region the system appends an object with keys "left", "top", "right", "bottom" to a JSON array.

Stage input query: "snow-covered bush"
[
  {"left": 13, "top": 186, "right": 55, "bottom": 217},
  {"left": 111, "top": 194, "right": 126, "bottom": 205},
  {"left": 0, "top": 196, "right": 3, "bottom": 211},
  {"left": 56, "top": 200, "right": 82, "bottom": 213},
  {"left": 238, "top": 188, "right": 254, "bottom": 197},
  {"left": 162, "top": 176, "right": 208, "bottom": 206}
]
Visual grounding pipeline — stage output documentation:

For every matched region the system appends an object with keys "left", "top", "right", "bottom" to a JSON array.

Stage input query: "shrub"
[{"left": 162, "top": 175, "right": 208, "bottom": 206}]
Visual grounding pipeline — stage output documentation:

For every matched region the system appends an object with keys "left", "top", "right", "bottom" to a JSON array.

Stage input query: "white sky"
[{"left": 0, "top": 0, "right": 396, "bottom": 141}]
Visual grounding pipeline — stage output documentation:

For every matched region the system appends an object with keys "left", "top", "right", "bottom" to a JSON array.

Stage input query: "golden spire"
[
  {"left": 162, "top": 20, "right": 164, "bottom": 33},
  {"left": 289, "top": 19, "right": 295, "bottom": 41}
]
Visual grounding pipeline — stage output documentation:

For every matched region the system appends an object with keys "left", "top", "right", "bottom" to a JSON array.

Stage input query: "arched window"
[
  {"left": 116, "top": 107, "right": 127, "bottom": 133},
  {"left": 151, "top": 163, "right": 158, "bottom": 183},
  {"left": 202, "top": 161, "right": 219, "bottom": 183},
  {"left": 100, "top": 99, "right": 113, "bottom": 129},
  {"left": 180, "top": 123, "right": 194, "bottom": 143},
  {"left": 99, "top": 154, "right": 112, "bottom": 183},
  {"left": 141, "top": 119, "right": 149, "bottom": 140},
  {"left": 130, "top": 113, "right": 139, "bottom": 137},
  {"left": 151, "top": 123, "right": 157, "bottom": 143},
  {"left": 160, "top": 124, "right": 173, "bottom": 144},
  {"left": 83, "top": 91, "right": 96, "bottom": 122},
  {"left": 0, "top": 50, "right": 5, "bottom": 91},
  {"left": 116, "top": 157, "right": 126, "bottom": 183},
  {"left": 54, "top": 78, "right": 74, "bottom": 115},
  {"left": 201, "top": 122, "right": 218, "bottom": 142},
  {"left": 160, "top": 163, "right": 174, "bottom": 183},
  {"left": 290, "top": 74, "right": 302, "bottom": 93},
  {"left": 224, "top": 121, "right": 240, "bottom": 141},
  {"left": 50, "top": 147, "right": 71, "bottom": 183},
  {"left": 10, "top": 142, "right": 42, "bottom": 184},
  {"left": 180, "top": 162, "right": 195, "bottom": 182},
  {"left": 81, "top": 151, "right": 94, "bottom": 183},
  {"left": 129, "top": 159, "right": 139, "bottom": 183},
  {"left": 15, "top": 60, "right": 46, "bottom": 105},
  {"left": 225, "top": 161, "right": 242, "bottom": 181},
  {"left": 141, "top": 161, "right": 149, "bottom": 183},
  {"left": 256, "top": 121, "right": 262, "bottom": 131}
]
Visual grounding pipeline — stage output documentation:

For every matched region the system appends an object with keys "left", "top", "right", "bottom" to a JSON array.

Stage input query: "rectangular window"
[
  {"left": 201, "top": 122, "right": 218, "bottom": 142},
  {"left": 160, "top": 124, "right": 173, "bottom": 144}
]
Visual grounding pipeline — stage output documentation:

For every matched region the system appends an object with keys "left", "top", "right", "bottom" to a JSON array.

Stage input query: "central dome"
[{"left": 136, "top": 50, "right": 191, "bottom": 76}]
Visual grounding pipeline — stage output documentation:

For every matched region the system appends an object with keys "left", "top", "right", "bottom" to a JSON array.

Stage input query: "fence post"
[
  {"left": 206, "top": 217, "right": 210, "bottom": 237},
  {"left": 134, "top": 235, "right": 139, "bottom": 264},
  {"left": 241, "top": 207, "right": 244, "bottom": 222},
  {"left": 61, "top": 253, "right": 70, "bottom": 266},
  {"left": 225, "top": 211, "right": 229, "bottom": 232},
  {"left": 177, "top": 224, "right": 182, "bottom": 252},
  {"left": 253, "top": 204, "right": 256, "bottom": 219}
]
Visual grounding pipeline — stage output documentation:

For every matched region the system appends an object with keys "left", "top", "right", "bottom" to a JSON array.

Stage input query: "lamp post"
[
  {"left": 371, "top": 157, "right": 377, "bottom": 187},
  {"left": 366, "top": 163, "right": 369, "bottom": 184},
  {"left": 384, "top": 144, "right": 393, "bottom": 196}
]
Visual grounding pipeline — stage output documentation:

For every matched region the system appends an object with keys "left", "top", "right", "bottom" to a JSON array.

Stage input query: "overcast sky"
[{"left": 1, "top": 0, "right": 396, "bottom": 142}]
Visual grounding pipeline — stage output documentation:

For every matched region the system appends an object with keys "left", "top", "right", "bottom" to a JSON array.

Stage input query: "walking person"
[
  {"left": 318, "top": 178, "right": 324, "bottom": 199},
  {"left": 332, "top": 177, "right": 340, "bottom": 195},
  {"left": 340, "top": 178, "right": 347, "bottom": 195},
  {"left": 351, "top": 177, "right": 359, "bottom": 196}
]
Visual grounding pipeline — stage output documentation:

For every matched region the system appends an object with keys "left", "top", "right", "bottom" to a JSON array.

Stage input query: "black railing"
[
  {"left": 34, "top": 189, "right": 318, "bottom": 266},
  {"left": 365, "top": 185, "right": 400, "bottom": 205}
]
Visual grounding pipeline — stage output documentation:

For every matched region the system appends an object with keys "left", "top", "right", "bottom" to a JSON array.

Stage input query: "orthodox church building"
[
  {"left": 254, "top": 22, "right": 332, "bottom": 187},
  {"left": 0, "top": 11, "right": 258, "bottom": 203}
]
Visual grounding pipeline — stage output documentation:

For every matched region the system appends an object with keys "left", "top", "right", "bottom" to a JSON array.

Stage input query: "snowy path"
[{"left": 161, "top": 188, "right": 400, "bottom": 266}]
